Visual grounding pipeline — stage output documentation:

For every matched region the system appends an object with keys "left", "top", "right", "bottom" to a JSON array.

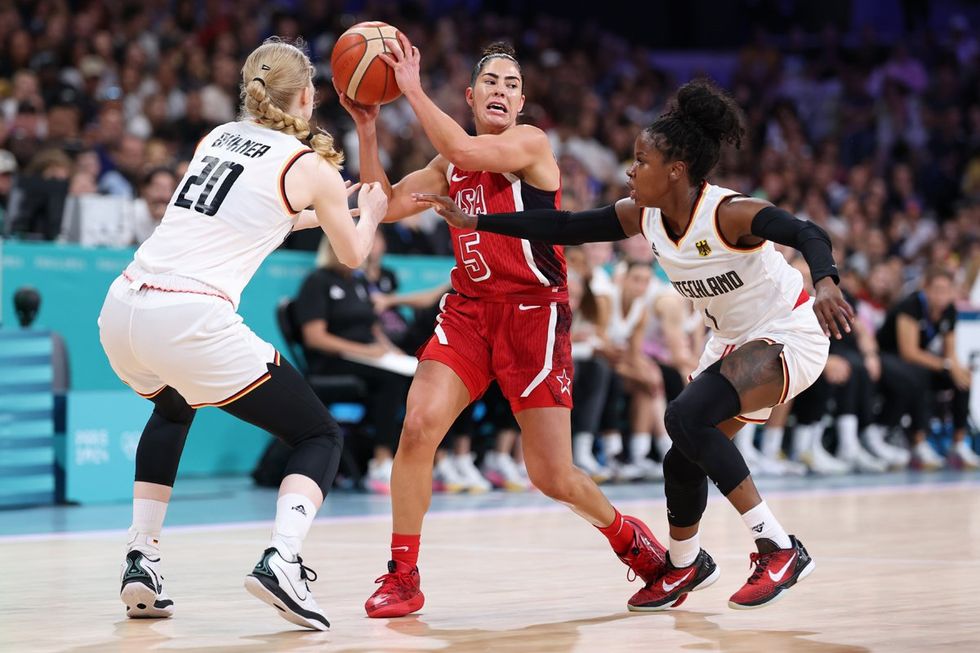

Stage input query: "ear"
[
  {"left": 518, "top": 93, "right": 526, "bottom": 114},
  {"left": 465, "top": 86, "right": 474, "bottom": 110}
]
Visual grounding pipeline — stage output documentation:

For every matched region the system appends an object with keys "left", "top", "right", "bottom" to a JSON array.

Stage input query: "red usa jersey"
[{"left": 446, "top": 163, "right": 566, "bottom": 300}]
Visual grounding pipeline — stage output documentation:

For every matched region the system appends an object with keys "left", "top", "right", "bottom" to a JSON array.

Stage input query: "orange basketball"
[{"left": 330, "top": 21, "right": 404, "bottom": 106}]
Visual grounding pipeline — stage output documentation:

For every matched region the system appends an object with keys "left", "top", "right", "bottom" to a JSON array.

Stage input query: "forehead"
[{"left": 478, "top": 57, "right": 521, "bottom": 80}]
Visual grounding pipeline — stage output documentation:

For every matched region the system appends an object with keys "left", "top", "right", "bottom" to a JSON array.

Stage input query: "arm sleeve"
[
  {"left": 476, "top": 204, "right": 627, "bottom": 245},
  {"left": 750, "top": 206, "right": 840, "bottom": 285}
]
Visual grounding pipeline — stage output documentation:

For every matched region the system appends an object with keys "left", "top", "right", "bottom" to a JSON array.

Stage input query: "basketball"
[{"left": 330, "top": 21, "right": 404, "bottom": 105}]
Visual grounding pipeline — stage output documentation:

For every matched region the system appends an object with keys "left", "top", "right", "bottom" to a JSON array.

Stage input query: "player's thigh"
[
  {"left": 494, "top": 302, "right": 574, "bottom": 412},
  {"left": 516, "top": 406, "right": 574, "bottom": 474},
  {"left": 401, "top": 360, "right": 473, "bottom": 446}
]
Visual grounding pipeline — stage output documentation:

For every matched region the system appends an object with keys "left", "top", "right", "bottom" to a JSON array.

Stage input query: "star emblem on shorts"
[{"left": 555, "top": 369, "right": 571, "bottom": 395}]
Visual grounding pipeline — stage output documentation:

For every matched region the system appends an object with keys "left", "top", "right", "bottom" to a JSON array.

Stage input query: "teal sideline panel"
[
  {"left": 0, "top": 330, "right": 55, "bottom": 507},
  {"left": 1, "top": 241, "right": 453, "bottom": 502}
]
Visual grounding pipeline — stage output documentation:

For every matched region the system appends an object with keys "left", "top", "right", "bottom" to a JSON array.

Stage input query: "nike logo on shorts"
[{"left": 518, "top": 304, "right": 541, "bottom": 311}]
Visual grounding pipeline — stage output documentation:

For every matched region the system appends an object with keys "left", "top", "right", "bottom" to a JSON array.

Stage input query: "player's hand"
[
  {"left": 412, "top": 193, "right": 477, "bottom": 229},
  {"left": 950, "top": 361, "right": 972, "bottom": 391},
  {"left": 378, "top": 32, "right": 422, "bottom": 96},
  {"left": 357, "top": 182, "right": 388, "bottom": 223},
  {"left": 335, "top": 85, "right": 380, "bottom": 125},
  {"left": 813, "top": 277, "right": 854, "bottom": 340}
]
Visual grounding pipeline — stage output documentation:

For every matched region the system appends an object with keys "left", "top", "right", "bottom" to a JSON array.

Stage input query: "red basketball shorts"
[{"left": 418, "top": 293, "right": 573, "bottom": 413}]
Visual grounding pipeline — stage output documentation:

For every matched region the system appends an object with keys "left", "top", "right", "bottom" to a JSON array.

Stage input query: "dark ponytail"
[{"left": 644, "top": 78, "right": 744, "bottom": 183}]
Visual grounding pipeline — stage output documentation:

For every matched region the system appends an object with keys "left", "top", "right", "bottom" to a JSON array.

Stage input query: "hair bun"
[
  {"left": 480, "top": 41, "right": 516, "bottom": 59},
  {"left": 674, "top": 79, "right": 744, "bottom": 147}
]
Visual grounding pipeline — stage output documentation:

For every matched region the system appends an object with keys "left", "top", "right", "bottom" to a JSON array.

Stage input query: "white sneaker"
[
  {"left": 839, "top": 445, "right": 888, "bottom": 473},
  {"left": 862, "top": 427, "right": 911, "bottom": 468},
  {"left": 804, "top": 440, "right": 850, "bottom": 475},
  {"left": 245, "top": 547, "right": 329, "bottom": 631},
  {"left": 950, "top": 440, "right": 980, "bottom": 469},
  {"left": 481, "top": 451, "right": 531, "bottom": 491},
  {"left": 120, "top": 549, "right": 174, "bottom": 618},
  {"left": 433, "top": 454, "right": 466, "bottom": 493},
  {"left": 365, "top": 458, "right": 393, "bottom": 494},
  {"left": 453, "top": 453, "right": 492, "bottom": 493},
  {"left": 608, "top": 460, "right": 643, "bottom": 483},
  {"left": 750, "top": 454, "right": 788, "bottom": 477},
  {"left": 912, "top": 440, "right": 945, "bottom": 470},
  {"left": 633, "top": 457, "right": 664, "bottom": 481},
  {"left": 771, "top": 456, "right": 808, "bottom": 476},
  {"left": 573, "top": 443, "right": 611, "bottom": 482}
]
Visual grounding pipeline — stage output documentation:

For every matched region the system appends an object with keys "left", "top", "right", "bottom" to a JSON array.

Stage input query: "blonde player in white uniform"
[
  {"left": 98, "top": 38, "right": 387, "bottom": 631},
  {"left": 418, "top": 79, "right": 854, "bottom": 613}
]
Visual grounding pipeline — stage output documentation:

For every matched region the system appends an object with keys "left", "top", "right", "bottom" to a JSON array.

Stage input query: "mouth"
[{"left": 486, "top": 101, "right": 508, "bottom": 116}]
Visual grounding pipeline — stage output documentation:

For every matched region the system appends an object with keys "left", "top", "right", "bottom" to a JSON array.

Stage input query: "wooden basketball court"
[{"left": 2, "top": 479, "right": 978, "bottom": 652}]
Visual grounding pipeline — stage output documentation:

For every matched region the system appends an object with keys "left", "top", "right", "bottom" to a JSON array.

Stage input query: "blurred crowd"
[{"left": 1, "top": 1, "right": 978, "bottom": 491}]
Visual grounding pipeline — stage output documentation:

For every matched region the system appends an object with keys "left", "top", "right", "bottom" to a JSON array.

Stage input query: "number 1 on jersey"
[
  {"left": 458, "top": 232, "right": 491, "bottom": 282},
  {"left": 174, "top": 156, "right": 245, "bottom": 216}
]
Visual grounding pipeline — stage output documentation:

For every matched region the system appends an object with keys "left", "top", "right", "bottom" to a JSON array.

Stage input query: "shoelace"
[
  {"left": 747, "top": 551, "right": 773, "bottom": 583},
  {"left": 297, "top": 556, "right": 318, "bottom": 583}
]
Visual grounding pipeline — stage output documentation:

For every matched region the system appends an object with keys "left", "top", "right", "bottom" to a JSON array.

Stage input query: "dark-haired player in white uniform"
[{"left": 419, "top": 78, "right": 854, "bottom": 612}]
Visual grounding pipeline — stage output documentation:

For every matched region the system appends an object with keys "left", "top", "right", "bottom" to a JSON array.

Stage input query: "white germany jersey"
[
  {"left": 132, "top": 121, "right": 313, "bottom": 309},
  {"left": 640, "top": 182, "right": 806, "bottom": 342}
]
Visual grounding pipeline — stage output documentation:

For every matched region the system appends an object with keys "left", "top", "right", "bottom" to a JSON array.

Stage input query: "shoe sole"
[
  {"left": 244, "top": 574, "right": 330, "bottom": 631},
  {"left": 121, "top": 581, "right": 173, "bottom": 619},
  {"left": 728, "top": 558, "right": 815, "bottom": 610},
  {"left": 627, "top": 565, "right": 721, "bottom": 612}
]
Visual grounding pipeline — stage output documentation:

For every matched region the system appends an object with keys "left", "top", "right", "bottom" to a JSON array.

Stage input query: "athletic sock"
[
  {"left": 271, "top": 493, "right": 316, "bottom": 560},
  {"left": 597, "top": 509, "right": 636, "bottom": 555},
  {"left": 741, "top": 500, "right": 791, "bottom": 549},
  {"left": 391, "top": 532, "right": 421, "bottom": 567},
  {"left": 128, "top": 498, "right": 168, "bottom": 554},
  {"left": 668, "top": 533, "right": 701, "bottom": 568}
]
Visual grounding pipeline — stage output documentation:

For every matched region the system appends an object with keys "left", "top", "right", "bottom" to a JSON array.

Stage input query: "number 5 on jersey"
[
  {"left": 458, "top": 232, "right": 491, "bottom": 282},
  {"left": 174, "top": 156, "right": 245, "bottom": 216}
]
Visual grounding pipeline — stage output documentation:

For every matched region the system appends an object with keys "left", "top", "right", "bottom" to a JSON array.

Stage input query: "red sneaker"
[
  {"left": 616, "top": 516, "right": 667, "bottom": 585},
  {"left": 364, "top": 560, "right": 424, "bottom": 618},
  {"left": 627, "top": 549, "right": 720, "bottom": 612},
  {"left": 728, "top": 536, "right": 814, "bottom": 610}
]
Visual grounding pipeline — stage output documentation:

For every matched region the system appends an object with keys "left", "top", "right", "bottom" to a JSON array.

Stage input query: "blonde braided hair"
[{"left": 241, "top": 37, "right": 343, "bottom": 168}]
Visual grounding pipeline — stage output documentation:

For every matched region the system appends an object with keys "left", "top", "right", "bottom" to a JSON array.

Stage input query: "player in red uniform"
[{"left": 338, "top": 37, "right": 668, "bottom": 617}]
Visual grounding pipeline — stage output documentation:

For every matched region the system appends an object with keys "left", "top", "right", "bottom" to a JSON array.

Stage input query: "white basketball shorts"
[
  {"left": 689, "top": 298, "right": 830, "bottom": 423},
  {"left": 98, "top": 276, "right": 278, "bottom": 407}
]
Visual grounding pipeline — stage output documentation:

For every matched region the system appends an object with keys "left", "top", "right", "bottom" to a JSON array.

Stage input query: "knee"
[
  {"left": 526, "top": 464, "right": 581, "bottom": 502},
  {"left": 398, "top": 406, "right": 443, "bottom": 453},
  {"left": 664, "top": 400, "right": 701, "bottom": 461}
]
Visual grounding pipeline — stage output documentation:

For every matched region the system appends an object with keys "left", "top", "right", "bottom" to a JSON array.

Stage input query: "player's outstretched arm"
[
  {"left": 718, "top": 196, "right": 854, "bottom": 340},
  {"left": 413, "top": 194, "right": 644, "bottom": 245},
  {"left": 287, "top": 155, "right": 387, "bottom": 267}
]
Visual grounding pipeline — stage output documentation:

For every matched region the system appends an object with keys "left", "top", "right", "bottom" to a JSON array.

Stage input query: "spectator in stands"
[
  {"left": 877, "top": 267, "right": 977, "bottom": 469},
  {"left": 0, "top": 149, "right": 16, "bottom": 228},
  {"left": 132, "top": 166, "right": 177, "bottom": 244},
  {"left": 295, "top": 237, "right": 411, "bottom": 493}
]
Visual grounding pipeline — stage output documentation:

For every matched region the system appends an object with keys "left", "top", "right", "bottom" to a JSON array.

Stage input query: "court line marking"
[{"left": 1, "top": 477, "right": 978, "bottom": 543}]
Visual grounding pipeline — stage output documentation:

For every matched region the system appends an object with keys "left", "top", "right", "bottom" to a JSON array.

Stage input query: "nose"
[{"left": 626, "top": 162, "right": 636, "bottom": 176}]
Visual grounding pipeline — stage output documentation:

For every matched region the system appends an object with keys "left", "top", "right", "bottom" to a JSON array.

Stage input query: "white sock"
[
  {"left": 654, "top": 434, "right": 672, "bottom": 459},
  {"left": 128, "top": 498, "right": 168, "bottom": 554},
  {"left": 573, "top": 433, "right": 595, "bottom": 460},
  {"left": 271, "top": 493, "right": 316, "bottom": 560},
  {"left": 630, "top": 432, "right": 652, "bottom": 462},
  {"left": 741, "top": 501, "right": 791, "bottom": 549},
  {"left": 836, "top": 415, "right": 860, "bottom": 457},
  {"left": 735, "top": 427, "right": 758, "bottom": 459},
  {"left": 669, "top": 533, "right": 700, "bottom": 568},
  {"left": 761, "top": 427, "right": 784, "bottom": 459},
  {"left": 602, "top": 432, "right": 624, "bottom": 458}
]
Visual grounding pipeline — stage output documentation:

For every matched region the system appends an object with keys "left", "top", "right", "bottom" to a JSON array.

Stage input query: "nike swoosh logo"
[
  {"left": 768, "top": 553, "right": 797, "bottom": 582},
  {"left": 451, "top": 173, "right": 468, "bottom": 182},
  {"left": 391, "top": 546, "right": 410, "bottom": 552},
  {"left": 518, "top": 304, "right": 541, "bottom": 310},
  {"left": 662, "top": 569, "right": 695, "bottom": 592}
]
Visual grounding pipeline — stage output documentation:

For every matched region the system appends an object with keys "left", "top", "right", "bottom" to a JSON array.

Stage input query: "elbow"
[{"left": 445, "top": 142, "right": 480, "bottom": 170}]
